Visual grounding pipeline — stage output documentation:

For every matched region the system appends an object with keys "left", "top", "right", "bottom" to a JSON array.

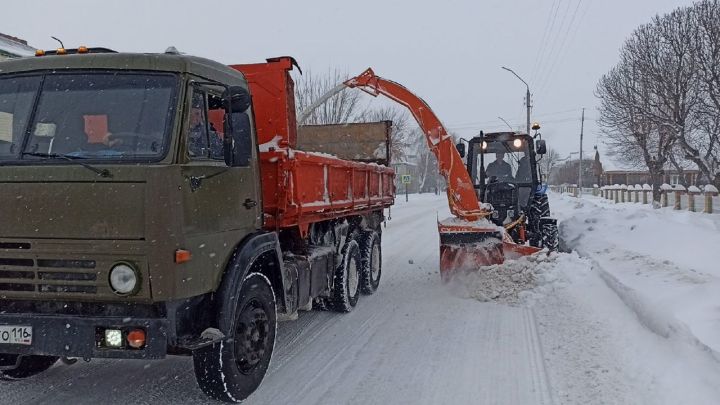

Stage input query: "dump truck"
[{"left": 0, "top": 49, "right": 394, "bottom": 402}]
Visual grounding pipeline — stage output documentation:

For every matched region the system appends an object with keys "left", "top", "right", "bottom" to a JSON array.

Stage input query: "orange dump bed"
[
  {"left": 230, "top": 58, "right": 395, "bottom": 234},
  {"left": 259, "top": 149, "right": 394, "bottom": 231}
]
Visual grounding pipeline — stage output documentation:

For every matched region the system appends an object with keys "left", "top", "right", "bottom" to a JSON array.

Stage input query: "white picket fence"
[{"left": 550, "top": 184, "right": 720, "bottom": 214}]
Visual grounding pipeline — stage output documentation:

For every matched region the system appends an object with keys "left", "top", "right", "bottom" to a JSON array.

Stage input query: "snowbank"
[{"left": 551, "top": 192, "right": 720, "bottom": 354}]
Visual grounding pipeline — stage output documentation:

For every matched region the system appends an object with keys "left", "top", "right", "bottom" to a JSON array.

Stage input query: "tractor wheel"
[
  {"left": 359, "top": 231, "right": 382, "bottom": 294},
  {"left": 542, "top": 221, "right": 559, "bottom": 252},
  {"left": 329, "top": 239, "right": 361, "bottom": 312},
  {"left": 528, "top": 194, "right": 551, "bottom": 247},
  {"left": 193, "top": 272, "right": 276, "bottom": 403},
  {"left": 0, "top": 355, "right": 58, "bottom": 379}
]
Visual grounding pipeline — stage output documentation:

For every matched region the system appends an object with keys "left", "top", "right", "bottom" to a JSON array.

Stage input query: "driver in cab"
[{"left": 485, "top": 152, "right": 513, "bottom": 181}]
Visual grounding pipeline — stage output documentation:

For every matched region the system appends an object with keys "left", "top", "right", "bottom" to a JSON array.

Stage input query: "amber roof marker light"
[{"left": 50, "top": 35, "right": 66, "bottom": 55}]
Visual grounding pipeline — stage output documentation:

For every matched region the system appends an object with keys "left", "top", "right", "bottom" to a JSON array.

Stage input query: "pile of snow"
[
  {"left": 550, "top": 191, "right": 720, "bottom": 354},
  {"left": 448, "top": 252, "right": 578, "bottom": 304}
]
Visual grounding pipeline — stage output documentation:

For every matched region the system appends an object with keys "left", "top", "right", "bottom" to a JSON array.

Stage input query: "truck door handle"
[{"left": 243, "top": 198, "right": 257, "bottom": 209}]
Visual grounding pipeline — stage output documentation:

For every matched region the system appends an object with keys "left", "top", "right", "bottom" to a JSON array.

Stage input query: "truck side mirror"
[
  {"left": 456, "top": 142, "right": 466, "bottom": 158},
  {"left": 535, "top": 139, "right": 547, "bottom": 155},
  {"left": 222, "top": 86, "right": 251, "bottom": 114},
  {"left": 223, "top": 113, "right": 252, "bottom": 167},
  {"left": 221, "top": 86, "right": 252, "bottom": 167}
]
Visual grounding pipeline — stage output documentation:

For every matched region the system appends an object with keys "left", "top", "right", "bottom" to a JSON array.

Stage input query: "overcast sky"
[{"left": 3, "top": 0, "right": 694, "bottom": 166}]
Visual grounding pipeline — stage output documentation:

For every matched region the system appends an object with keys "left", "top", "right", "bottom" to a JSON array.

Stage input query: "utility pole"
[
  {"left": 579, "top": 108, "right": 585, "bottom": 195},
  {"left": 525, "top": 88, "right": 531, "bottom": 136}
]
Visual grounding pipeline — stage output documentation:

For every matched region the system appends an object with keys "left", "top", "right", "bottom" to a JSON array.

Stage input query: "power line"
[
  {"left": 536, "top": 0, "right": 583, "bottom": 92},
  {"left": 537, "top": 0, "right": 591, "bottom": 94},
  {"left": 444, "top": 108, "right": 585, "bottom": 128},
  {"left": 532, "top": 0, "right": 573, "bottom": 89},
  {"left": 446, "top": 116, "right": 597, "bottom": 131},
  {"left": 531, "top": 0, "right": 563, "bottom": 85}
]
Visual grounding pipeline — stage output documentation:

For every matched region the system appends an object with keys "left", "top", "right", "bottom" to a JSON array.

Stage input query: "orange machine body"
[
  {"left": 344, "top": 68, "right": 541, "bottom": 276},
  {"left": 230, "top": 59, "right": 394, "bottom": 236}
]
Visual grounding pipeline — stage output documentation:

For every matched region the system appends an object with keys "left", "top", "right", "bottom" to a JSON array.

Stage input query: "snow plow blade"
[
  {"left": 438, "top": 221, "right": 542, "bottom": 281},
  {"left": 438, "top": 222, "right": 503, "bottom": 281}
]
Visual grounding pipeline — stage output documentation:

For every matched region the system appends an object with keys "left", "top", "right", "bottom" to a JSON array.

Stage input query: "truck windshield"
[
  {"left": 0, "top": 72, "right": 178, "bottom": 162},
  {"left": 474, "top": 138, "right": 532, "bottom": 184}
]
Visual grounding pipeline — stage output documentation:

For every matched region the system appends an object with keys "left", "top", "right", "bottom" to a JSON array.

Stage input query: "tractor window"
[{"left": 475, "top": 137, "right": 532, "bottom": 184}]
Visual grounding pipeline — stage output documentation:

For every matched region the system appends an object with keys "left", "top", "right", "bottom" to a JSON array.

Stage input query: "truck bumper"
[{"left": 0, "top": 314, "right": 168, "bottom": 360}]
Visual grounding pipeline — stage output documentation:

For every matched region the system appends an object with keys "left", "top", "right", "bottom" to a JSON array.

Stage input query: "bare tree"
[
  {"left": 692, "top": 0, "right": 720, "bottom": 186},
  {"left": 407, "top": 128, "right": 438, "bottom": 192},
  {"left": 596, "top": 57, "right": 674, "bottom": 202},
  {"left": 597, "top": 1, "right": 720, "bottom": 194},
  {"left": 294, "top": 69, "right": 363, "bottom": 125},
  {"left": 358, "top": 106, "right": 414, "bottom": 164},
  {"left": 541, "top": 148, "right": 561, "bottom": 183},
  {"left": 294, "top": 69, "right": 422, "bottom": 167}
]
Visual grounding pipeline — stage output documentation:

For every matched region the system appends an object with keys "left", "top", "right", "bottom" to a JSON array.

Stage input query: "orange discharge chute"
[{"left": 344, "top": 69, "right": 541, "bottom": 280}]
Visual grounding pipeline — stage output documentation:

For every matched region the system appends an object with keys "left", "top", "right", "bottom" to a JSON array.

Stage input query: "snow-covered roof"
[{"left": 0, "top": 34, "right": 35, "bottom": 57}]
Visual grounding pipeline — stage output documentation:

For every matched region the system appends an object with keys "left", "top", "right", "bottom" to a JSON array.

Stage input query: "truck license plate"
[{"left": 0, "top": 326, "right": 32, "bottom": 345}]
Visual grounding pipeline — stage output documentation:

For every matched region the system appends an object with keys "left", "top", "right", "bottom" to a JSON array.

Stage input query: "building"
[{"left": 0, "top": 33, "right": 35, "bottom": 59}]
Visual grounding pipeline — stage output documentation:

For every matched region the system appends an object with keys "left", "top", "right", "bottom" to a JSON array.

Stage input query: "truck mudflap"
[{"left": 0, "top": 314, "right": 168, "bottom": 360}]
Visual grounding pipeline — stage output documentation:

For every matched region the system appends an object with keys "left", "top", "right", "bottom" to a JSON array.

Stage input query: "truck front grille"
[{"left": 0, "top": 257, "right": 99, "bottom": 295}]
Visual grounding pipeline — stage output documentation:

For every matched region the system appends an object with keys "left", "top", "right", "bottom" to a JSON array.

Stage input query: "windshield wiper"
[{"left": 21, "top": 152, "right": 112, "bottom": 178}]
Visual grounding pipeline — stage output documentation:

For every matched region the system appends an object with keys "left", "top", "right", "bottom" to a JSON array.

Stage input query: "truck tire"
[
  {"left": 359, "top": 231, "right": 382, "bottom": 294},
  {"left": 193, "top": 272, "right": 277, "bottom": 403},
  {"left": 0, "top": 355, "right": 58, "bottom": 379},
  {"left": 329, "top": 239, "right": 361, "bottom": 312}
]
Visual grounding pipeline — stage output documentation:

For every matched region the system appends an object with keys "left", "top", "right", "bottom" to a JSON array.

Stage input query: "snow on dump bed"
[{"left": 448, "top": 252, "right": 580, "bottom": 305}]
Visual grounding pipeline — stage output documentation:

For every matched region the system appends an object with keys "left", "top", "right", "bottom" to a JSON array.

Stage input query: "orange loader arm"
[{"left": 344, "top": 68, "right": 488, "bottom": 221}]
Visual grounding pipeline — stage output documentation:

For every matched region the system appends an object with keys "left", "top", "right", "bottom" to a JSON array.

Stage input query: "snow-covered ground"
[
  {"left": 553, "top": 192, "right": 720, "bottom": 356},
  {"left": 4, "top": 193, "right": 720, "bottom": 404}
]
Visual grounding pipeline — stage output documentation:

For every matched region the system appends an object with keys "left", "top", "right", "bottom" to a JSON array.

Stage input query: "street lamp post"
[
  {"left": 501, "top": 66, "right": 531, "bottom": 136},
  {"left": 497, "top": 116, "right": 513, "bottom": 131}
]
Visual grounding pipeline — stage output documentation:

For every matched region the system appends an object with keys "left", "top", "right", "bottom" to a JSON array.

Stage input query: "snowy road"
[{"left": 4, "top": 193, "right": 720, "bottom": 404}]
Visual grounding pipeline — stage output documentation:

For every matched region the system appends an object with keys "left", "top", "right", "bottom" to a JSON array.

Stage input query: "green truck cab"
[{"left": 0, "top": 50, "right": 392, "bottom": 402}]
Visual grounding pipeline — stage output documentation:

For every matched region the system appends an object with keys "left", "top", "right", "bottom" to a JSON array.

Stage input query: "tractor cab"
[{"left": 462, "top": 132, "right": 540, "bottom": 226}]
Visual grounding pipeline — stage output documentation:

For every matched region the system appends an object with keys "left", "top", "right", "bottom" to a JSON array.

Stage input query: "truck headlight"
[{"left": 109, "top": 264, "right": 138, "bottom": 295}]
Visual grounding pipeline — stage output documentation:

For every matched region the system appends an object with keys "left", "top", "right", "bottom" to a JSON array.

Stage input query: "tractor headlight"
[
  {"left": 109, "top": 263, "right": 138, "bottom": 295},
  {"left": 513, "top": 138, "right": 523, "bottom": 148}
]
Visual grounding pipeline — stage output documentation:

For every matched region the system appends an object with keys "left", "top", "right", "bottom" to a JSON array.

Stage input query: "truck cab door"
[{"left": 179, "top": 86, "right": 261, "bottom": 289}]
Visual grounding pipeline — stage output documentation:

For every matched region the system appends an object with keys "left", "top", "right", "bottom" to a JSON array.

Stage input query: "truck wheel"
[
  {"left": 359, "top": 231, "right": 382, "bottom": 294},
  {"left": 0, "top": 355, "right": 58, "bottom": 379},
  {"left": 193, "top": 272, "right": 277, "bottom": 403},
  {"left": 329, "top": 239, "right": 361, "bottom": 312}
]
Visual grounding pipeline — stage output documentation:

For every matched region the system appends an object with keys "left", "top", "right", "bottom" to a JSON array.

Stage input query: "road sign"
[{"left": 401, "top": 175, "right": 411, "bottom": 184}]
